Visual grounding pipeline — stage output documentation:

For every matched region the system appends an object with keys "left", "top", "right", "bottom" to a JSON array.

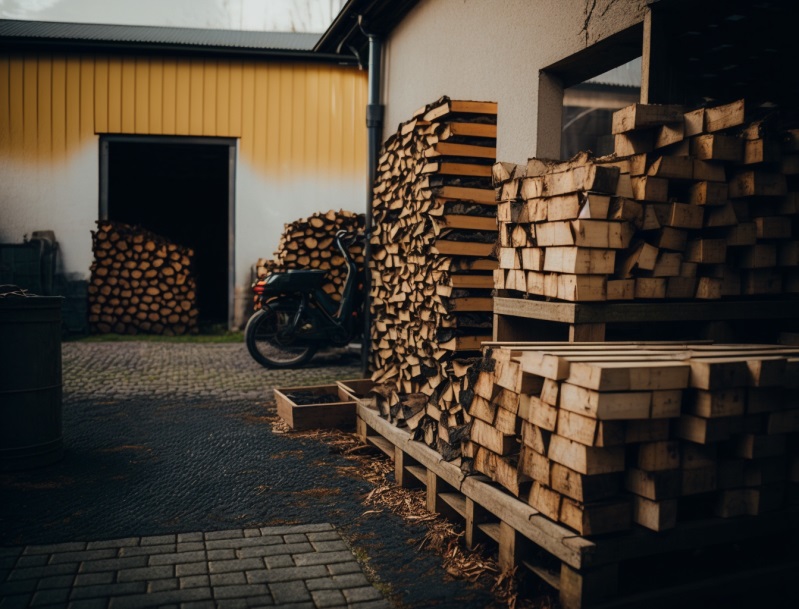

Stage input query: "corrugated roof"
[
  {"left": 0, "top": 19, "right": 321, "bottom": 52},
  {"left": 585, "top": 57, "right": 642, "bottom": 88}
]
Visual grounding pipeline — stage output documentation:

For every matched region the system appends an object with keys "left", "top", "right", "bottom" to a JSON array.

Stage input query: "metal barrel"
[{"left": 0, "top": 296, "right": 64, "bottom": 470}]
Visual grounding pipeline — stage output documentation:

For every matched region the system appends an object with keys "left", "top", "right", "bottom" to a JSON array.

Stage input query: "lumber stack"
[
  {"left": 88, "top": 221, "right": 198, "bottom": 335},
  {"left": 494, "top": 99, "right": 799, "bottom": 301},
  {"left": 254, "top": 209, "right": 365, "bottom": 304},
  {"left": 366, "top": 96, "right": 499, "bottom": 453},
  {"left": 457, "top": 342, "right": 799, "bottom": 536}
]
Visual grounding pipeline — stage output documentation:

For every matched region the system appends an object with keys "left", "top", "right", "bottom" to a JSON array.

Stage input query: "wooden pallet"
[
  {"left": 356, "top": 403, "right": 799, "bottom": 609},
  {"left": 493, "top": 297, "right": 799, "bottom": 342}
]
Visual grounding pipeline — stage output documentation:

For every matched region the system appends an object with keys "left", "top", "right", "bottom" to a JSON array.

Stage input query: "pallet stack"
[
  {"left": 367, "top": 96, "right": 499, "bottom": 454},
  {"left": 254, "top": 209, "right": 365, "bottom": 304},
  {"left": 89, "top": 221, "right": 198, "bottom": 335},
  {"left": 494, "top": 99, "right": 799, "bottom": 302},
  {"left": 458, "top": 342, "right": 799, "bottom": 536}
]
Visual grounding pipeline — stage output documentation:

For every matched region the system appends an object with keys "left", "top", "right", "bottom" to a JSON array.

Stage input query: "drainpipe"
[{"left": 360, "top": 19, "right": 383, "bottom": 378}]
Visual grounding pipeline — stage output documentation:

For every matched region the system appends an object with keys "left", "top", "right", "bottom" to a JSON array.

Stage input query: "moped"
[{"left": 244, "top": 230, "right": 363, "bottom": 368}]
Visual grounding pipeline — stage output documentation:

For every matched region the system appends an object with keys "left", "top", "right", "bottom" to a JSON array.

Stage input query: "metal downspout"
[{"left": 361, "top": 29, "right": 383, "bottom": 377}]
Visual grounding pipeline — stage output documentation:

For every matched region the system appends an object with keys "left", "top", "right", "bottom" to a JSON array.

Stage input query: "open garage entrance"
[{"left": 100, "top": 136, "right": 236, "bottom": 328}]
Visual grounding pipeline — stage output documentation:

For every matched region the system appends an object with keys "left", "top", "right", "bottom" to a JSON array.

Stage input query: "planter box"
[
  {"left": 336, "top": 378, "right": 376, "bottom": 409},
  {"left": 274, "top": 384, "right": 356, "bottom": 431}
]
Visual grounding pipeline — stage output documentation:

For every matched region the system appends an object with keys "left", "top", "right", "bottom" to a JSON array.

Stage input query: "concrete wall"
[{"left": 382, "top": 0, "right": 648, "bottom": 162}]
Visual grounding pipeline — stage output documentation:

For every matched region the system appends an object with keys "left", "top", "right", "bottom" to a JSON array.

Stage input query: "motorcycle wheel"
[{"left": 244, "top": 301, "right": 317, "bottom": 368}]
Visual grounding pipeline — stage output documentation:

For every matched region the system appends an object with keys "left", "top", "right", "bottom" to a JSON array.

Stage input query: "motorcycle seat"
[{"left": 264, "top": 269, "right": 327, "bottom": 292}]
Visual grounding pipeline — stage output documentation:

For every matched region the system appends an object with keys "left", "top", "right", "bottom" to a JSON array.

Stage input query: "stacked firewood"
[
  {"left": 88, "top": 221, "right": 197, "bottom": 335},
  {"left": 255, "top": 209, "right": 365, "bottom": 303},
  {"left": 494, "top": 99, "right": 799, "bottom": 301},
  {"left": 367, "top": 96, "right": 499, "bottom": 456},
  {"left": 458, "top": 341, "right": 799, "bottom": 536}
]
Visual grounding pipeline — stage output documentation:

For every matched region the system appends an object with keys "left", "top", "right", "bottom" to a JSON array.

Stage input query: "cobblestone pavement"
[{"left": 0, "top": 342, "right": 494, "bottom": 608}]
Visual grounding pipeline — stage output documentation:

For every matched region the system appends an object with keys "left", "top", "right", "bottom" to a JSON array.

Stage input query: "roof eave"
[{"left": 0, "top": 36, "right": 359, "bottom": 65}]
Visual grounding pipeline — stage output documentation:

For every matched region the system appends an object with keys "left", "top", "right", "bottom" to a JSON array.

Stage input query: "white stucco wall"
[{"left": 382, "top": 0, "right": 648, "bottom": 162}]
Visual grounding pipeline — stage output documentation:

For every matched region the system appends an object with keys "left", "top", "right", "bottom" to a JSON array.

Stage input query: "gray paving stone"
[
  {"left": 86, "top": 537, "right": 139, "bottom": 550},
  {"left": 238, "top": 542, "right": 312, "bottom": 560},
  {"left": 282, "top": 534, "right": 308, "bottom": 545},
  {"left": 0, "top": 594, "right": 31, "bottom": 609},
  {"left": 149, "top": 550, "right": 206, "bottom": 566},
  {"left": 49, "top": 549, "right": 118, "bottom": 564},
  {"left": 242, "top": 529, "right": 261, "bottom": 538},
  {"left": 268, "top": 580, "right": 311, "bottom": 604},
  {"left": 31, "top": 587, "right": 71, "bottom": 606},
  {"left": 293, "top": 551, "right": 355, "bottom": 567},
  {"left": 148, "top": 579, "right": 180, "bottom": 593},
  {"left": 205, "top": 537, "right": 281, "bottom": 551},
  {"left": 1, "top": 578, "right": 39, "bottom": 595},
  {"left": 23, "top": 542, "right": 86, "bottom": 555},
  {"left": 8, "top": 562, "right": 79, "bottom": 580},
  {"left": 264, "top": 555, "right": 294, "bottom": 569},
  {"left": 210, "top": 572, "right": 247, "bottom": 586},
  {"left": 70, "top": 581, "right": 147, "bottom": 600},
  {"left": 180, "top": 601, "right": 216, "bottom": 609},
  {"left": 119, "top": 544, "right": 176, "bottom": 557},
  {"left": 306, "top": 532, "right": 340, "bottom": 543},
  {"left": 117, "top": 565, "right": 174, "bottom": 582},
  {"left": 205, "top": 530, "right": 243, "bottom": 541},
  {"left": 259, "top": 524, "right": 333, "bottom": 536},
  {"left": 67, "top": 599, "right": 109, "bottom": 609},
  {"left": 245, "top": 565, "right": 327, "bottom": 585},
  {"left": 108, "top": 587, "right": 213, "bottom": 609},
  {"left": 310, "top": 588, "right": 346, "bottom": 608},
  {"left": 175, "top": 562, "right": 208, "bottom": 577},
  {"left": 304, "top": 577, "right": 338, "bottom": 591},
  {"left": 79, "top": 556, "right": 148, "bottom": 573},
  {"left": 309, "top": 541, "right": 348, "bottom": 553},
  {"left": 212, "top": 600, "right": 248, "bottom": 609},
  {"left": 175, "top": 543, "right": 205, "bottom": 553},
  {"left": 37, "top": 574, "right": 77, "bottom": 590},
  {"left": 15, "top": 554, "right": 50, "bottom": 568},
  {"left": 177, "top": 533, "right": 204, "bottom": 543},
  {"left": 140, "top": 535, "right": 176, "bottom": 546},
  {"left": 212, "top": 583, "right": 270, "bottom": 600},
  {"left": 326, "top": 562, "right": 361, "bottom": 576},
  {"left": 332, "top": 573, "right": 369, "bottom": 588},
  {"left": 349, "top": 601, "right": 392, "bottom": 609},
  {"left": 341, "top": 586, "right": 383, "bottom": 604},
  {"left": 180, "top": 575, "right": 210, "bottom": 589},
  {"left": 209, "top": 558, "right": 265, "bottom": 574},
  {"left": 243, "top": 596, "right": 275, "bottom": 607},
  {"left": 74, "top": 572, "right": 115, "bottom": 587},
  {"left": 206, "top": 549, "right": 236, "bottom": 561},
  {"left": 0, "top": 547, "right": 22, "bottom": 559}
]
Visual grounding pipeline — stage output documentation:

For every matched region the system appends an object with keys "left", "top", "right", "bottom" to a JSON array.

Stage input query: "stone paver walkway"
[{"left": 0, "top": 525, "right": 388, "bottom": 609}]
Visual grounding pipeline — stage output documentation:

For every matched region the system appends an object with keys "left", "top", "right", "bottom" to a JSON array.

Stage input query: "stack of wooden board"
[
  {"left": 456, "top": 342, "right": 799, "bottom": 536},
  {"left": 254, "top": 209, "right": 364, "bottom": 304},
  {"left": 494, "top": 99, "right": 799, "bottom": 302},
  {"left": 88, "top": 220, "right": 198, "bottom": 335},
  {"left": 367, "top": 96, "right": 498, "bottom": 454}
]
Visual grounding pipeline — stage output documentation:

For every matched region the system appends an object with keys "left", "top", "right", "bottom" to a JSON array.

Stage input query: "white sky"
[{"left": 0, "top": 0, "right": 346, "bottom": 32}]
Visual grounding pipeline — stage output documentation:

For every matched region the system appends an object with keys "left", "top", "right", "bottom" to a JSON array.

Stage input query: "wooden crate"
[
  {"left": 336, "top": 378, "right": 376, "bottom": 408},
  {"left": 274, "top": 384, "right": 356, "bottom": 431},
  {"left": 356, "top": 403, "right": 799, "bottom": 609}
]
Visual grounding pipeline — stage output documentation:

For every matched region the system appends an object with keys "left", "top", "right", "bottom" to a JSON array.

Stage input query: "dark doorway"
[{"left": 100, "top": 137, "right": 235, "bottom": 327}]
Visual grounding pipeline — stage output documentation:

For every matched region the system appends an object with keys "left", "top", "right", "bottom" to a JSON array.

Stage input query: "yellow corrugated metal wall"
[{"left": 0, "top": 52, "right": 367, "bottom": 177}]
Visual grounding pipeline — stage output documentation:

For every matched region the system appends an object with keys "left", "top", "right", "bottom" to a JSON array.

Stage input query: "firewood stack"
[
  {"left": 458, "top": 342, "right": 799, "bottom": 536},
  {"left": 367, "top": 96, "right": 499, "bottom": 456},
  {"left": 255, "top": 209, "right": 365, "bottom": 303},
  {"left": 89, "top": 221, "right": 198, "bottom": 335},
  {"left": 494, "top": 99, "right": 799, "bottom": 302}
]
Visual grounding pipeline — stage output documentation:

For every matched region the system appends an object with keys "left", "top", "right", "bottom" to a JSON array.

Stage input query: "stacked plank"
[
  {"left": 254, "top": 209, "right": 365, "bottom": 303},
  {"left": 89, "top": 221, "right": 197, "bottom": 335},
  {"left": 367, "top": 97, "right": 499, "bottom": 454},
  {"left": 494, "top": 99, "right": 799, "bottom": 301},
  {"left": 459, "top": 342, "right": 799, "bottom": 536}
]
